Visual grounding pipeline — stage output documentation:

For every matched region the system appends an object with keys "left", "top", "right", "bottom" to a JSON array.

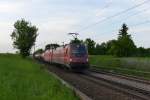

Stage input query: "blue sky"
[{"left": 0, "top": 0, "right": 150, "bottom": 53}]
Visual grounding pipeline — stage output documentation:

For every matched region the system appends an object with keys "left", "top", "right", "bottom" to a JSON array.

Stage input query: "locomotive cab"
[{"left": 68, "top": 43, "right": 89, "bottom": 70}]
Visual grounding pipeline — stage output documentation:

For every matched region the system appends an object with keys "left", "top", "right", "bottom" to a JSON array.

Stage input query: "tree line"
[
  {"left": 11, "top": 19, "right": 150, "bottom": 57},
  {"left": 84, "top": 24, "right": 150, "bottom": 57}
]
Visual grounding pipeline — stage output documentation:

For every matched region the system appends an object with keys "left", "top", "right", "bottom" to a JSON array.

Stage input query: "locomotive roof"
[{"left": 51, "top": 43, "right": 86, "bottom": 50}]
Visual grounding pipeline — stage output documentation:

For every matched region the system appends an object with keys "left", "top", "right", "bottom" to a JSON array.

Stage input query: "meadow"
[
  {"left": 89, "top": 55, "right": 150, "bottom": 79},
  {"left": 0, "top": 54, "right": 79, "bottom": 100}
]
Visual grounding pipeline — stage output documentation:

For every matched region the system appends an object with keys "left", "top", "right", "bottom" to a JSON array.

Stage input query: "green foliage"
[
  {"left": 84, "top": 38, "right": 96, "bottom": 55},
  {"left": 109, "top": 24, "right": 136, "bottom": 57},
  {"left": 136, "top": 47, "right": 150, "bottom": 57},
  {"left": 105, "top": 40, "right": 117, "bottom": 54},
  {"left": 94, "top": 43, "right": 107, "bottom": 55},
  {"left": 94, "top": 40, "right": 117, "bottom": 55},
  {"left": 0, "top": 54, "right": 79, "bottom": 100},
  {"left": 11, "top": 19, "right": 38, "bottom": 57}
]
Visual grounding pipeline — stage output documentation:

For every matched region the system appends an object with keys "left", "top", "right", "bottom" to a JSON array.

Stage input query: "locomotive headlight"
[
  {"left": 70, "top": 58, "right": 72, "bottom": 62},
  {"left": 86, "top": 58, "right": 89, "bottom": 62}
]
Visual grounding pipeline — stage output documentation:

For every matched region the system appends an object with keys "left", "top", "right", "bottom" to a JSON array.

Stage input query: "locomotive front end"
[{"left": 69, "top": 44, "right": 89, "bottom": 70}]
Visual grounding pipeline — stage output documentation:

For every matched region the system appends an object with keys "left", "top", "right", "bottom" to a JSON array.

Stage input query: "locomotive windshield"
[{"left": 71, "top": 44, "right": 87, "bottom": 57}]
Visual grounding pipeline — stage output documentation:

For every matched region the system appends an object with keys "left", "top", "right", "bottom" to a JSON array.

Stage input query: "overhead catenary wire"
[
  {"left": 96, "top": 7, "right": 150, "bottom": 35},
  {"left": 76, "top": 1, "right": 150, "bottom": 41},
  {"left": 69, "top": 1, "right": 113, "bottom": 34},
  {"left": 112, "top": 7, "right": 150, "bottom": 26},
  {"left": 94, "top": 19, "right": 150, "bottom": 38},
  {"left": 130, "top": 20, "right": 150, "bottom": 27},
  {"left": 73, "top": 1, "right": 112, "bottom": 29},
  {"left": 77, "top": 0, "right": 150, "bottom": 32}
]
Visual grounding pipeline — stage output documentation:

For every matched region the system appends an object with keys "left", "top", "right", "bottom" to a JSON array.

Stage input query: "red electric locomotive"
[{"left": 42, "top": 43, "right": 89, "bottom": 71}]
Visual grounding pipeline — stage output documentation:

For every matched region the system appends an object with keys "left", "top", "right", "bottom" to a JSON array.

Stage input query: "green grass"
[
  {"left": 89, "top": 55, "right": 150, "bottom": 79},
  {"left": 0, "top": 54, "right": 79, "bottom": 100}
]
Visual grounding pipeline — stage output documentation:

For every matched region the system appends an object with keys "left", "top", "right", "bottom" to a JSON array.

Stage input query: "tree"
[
  {"left": 11, "top": 19, "right": 38, "bottom": 57},
  {"left": 84, "top": 38, "right": 96, "bottom": 55},
  {"left": 111, "top": 23, "right": 136, "bottom": 57},
  {"left": 136, "top": 47, "right": 150, "bottom": 57},
  {"left": 105, "top": 40, "right": 117, "bottom": 54},
  {"left": 108, "top": 40, "right": 120, "bottom": 56},
  {"left": 95, "top": 43, "right": 107, "bottom": 55}
]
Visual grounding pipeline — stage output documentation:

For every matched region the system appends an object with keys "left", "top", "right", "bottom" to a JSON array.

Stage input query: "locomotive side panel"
[
  {"left": 43, "top": 50, "right": 51, "bottom": 63},
  {"left": 52, "top": 47, "right": 65, "bottom": 65},
  {"left": 64, "top": 45, "right": 71, "bottom": 67}
]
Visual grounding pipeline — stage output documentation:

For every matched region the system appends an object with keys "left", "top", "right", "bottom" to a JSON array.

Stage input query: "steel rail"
[{"left": 80, "top": 71, "right": 150, "bottom": 100}]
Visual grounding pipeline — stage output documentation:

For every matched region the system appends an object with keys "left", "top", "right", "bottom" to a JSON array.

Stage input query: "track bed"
[{"left": 38, "top": 60, "right": 147, "bottom": 100}]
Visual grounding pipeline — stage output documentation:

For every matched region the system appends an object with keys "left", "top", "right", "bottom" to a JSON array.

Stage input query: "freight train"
[{"left": 36, "top": 43, "right": 89, "bottom": 71}]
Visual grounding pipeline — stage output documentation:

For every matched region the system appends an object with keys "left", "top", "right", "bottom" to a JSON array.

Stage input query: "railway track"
[
  {"left": 82, "top": 69, "right": 150, "bottom": 100},
  {"left": 90, "top": 67, "right": 150, "bottom": 84},
  {"left": 36, "top": 59, "right": 149, "bottom": 100}
]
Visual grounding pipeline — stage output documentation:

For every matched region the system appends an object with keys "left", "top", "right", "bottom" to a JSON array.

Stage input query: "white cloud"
[
  {"left": 0, "top": 2, "right": 24, "bottom": 13},
  {"left": 39, "top": 17, "right": 79, "bottom": 33}
]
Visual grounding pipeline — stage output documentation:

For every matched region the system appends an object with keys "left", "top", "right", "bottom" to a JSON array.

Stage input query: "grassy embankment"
[
  {"left": 0, "top": 54, "right": 79, "bottom": 100},
  {"left": 89, "top": 55, "right": 150, "bottom": 79}
]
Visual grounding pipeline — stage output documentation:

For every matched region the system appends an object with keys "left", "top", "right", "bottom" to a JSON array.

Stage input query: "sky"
[{"left": 0, "top": 0, "right": 150, "bottom": 53}]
